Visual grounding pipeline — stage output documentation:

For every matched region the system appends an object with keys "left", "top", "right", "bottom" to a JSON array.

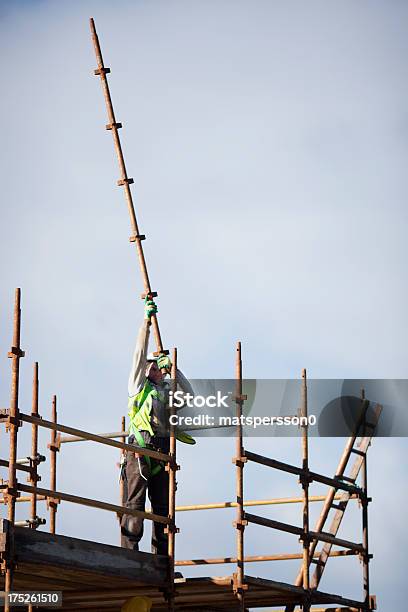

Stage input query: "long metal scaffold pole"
[
  {"left": 167, "top": 348, "right": 178, "bottom": 611},
  {"left": 48, "top": 395, "right": 59, "bottom": 534},
  {"left": 300, "top": 369, "right": 310, "bottom": 611},
  {"left": 286, "top": 394, "right": 373, "bottom": 612},
  {"left": 27, "top": 364, "right": 39, "bottom": 612},
  {"left": 5, "top": 288, "right": 25, "bottom": 611},
  {"left": 361, "top": 428, "right": 370, "bottom": 610},
  {"left": 233, "top": 341, "right": 247, "bottom": 611},
  {"left": 29, "top": 362, "right": 39, "bottom": 527},
  {"left": 90, "top": 18, "right": 166, "bottom": 356}
]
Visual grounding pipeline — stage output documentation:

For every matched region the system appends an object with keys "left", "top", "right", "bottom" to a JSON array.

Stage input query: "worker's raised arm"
[{"left": 127, "top": 298, "right": 158, "bottom": 397}]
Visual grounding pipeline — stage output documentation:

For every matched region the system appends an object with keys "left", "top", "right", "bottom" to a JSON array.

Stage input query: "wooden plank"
[{"left": 0, "top": 521, "right": 168, "bottom": 587}]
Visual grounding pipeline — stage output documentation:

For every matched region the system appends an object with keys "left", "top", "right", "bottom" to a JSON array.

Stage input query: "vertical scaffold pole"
[
  {"left": 89, "top": 18, "right": 166, "bottom": 356},
  {"left": 29, "top": 362, "right": 39, "bottom": 528},
  {"left": 119, "top": 415, "right": 126, "bottom": 507},
  {"left": 48, "top": 396, "right": 59, "bottom": 534},
  {"left": 361, "top": 389, "right": 371, "bottom": 611},
  {"left": 5, "top": 288, "right": 25, "bottom": 611},
  {"left": 234, "top": 341, "right": 247, "bottom": 611},
  {"left": 27, "top": 365, "right": 39, "bottom": 612},
  {"left": 300, "top": 369, "right": 310, "bottom": 612},
  {"left": 167, "top": 348, "right": 178, "bottom": 611}
]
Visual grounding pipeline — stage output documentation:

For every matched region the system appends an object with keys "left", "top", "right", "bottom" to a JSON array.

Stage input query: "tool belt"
[{"left": 123, "top": 431, "right": 169, "bottom": 477}]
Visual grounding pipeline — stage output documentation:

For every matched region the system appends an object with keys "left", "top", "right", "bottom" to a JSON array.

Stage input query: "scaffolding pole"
[
  {"left": 167, "top": 348, "right": 178, "bottom": 611},
  {"left": 233, "top": 341, "right": 246, "bottom": 611},
  {"left": 29, "top": 362, "right": 39, "bottom": 528},
  {"left": 89, "top": 17, "right": 167, "bottom": 358},
  {"left": 4, "top": 288, "right": 24, "bottom": 612},
  {"left": 118, "top": 415, "right": 126, "bottom": 530},
  {"left": 285, "top": 397, "right": 374, "bottom": 612},
  {"left": 361, "top": 438, "right": 370, "bottom": 610},
  {"left": 28, "top": 366, "right": 40, "bottom": 612},
  {"left": 300, "top": 369, "right": 310, "bottom": 611},
  {"left": 48, "top": 395, "right": 59, "bottom": 534}
]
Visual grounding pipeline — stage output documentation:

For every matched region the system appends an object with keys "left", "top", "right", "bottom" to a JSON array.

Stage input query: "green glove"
[
  {"left": 157, "top": 354, "right": 172, "bottom": 371},
  {"left": 144, "top": 296, "right": 158, "bottom": 321}
]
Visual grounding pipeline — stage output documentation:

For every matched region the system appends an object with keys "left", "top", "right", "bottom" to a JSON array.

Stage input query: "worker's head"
[
  {"left": 121, "top": 596, "right": 152, "bottom": 612},
  {"left": 146, "top": 359, "right": 163, "bottom": 384}
]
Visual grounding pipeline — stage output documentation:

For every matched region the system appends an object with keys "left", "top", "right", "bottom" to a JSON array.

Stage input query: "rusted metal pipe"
[
  {"left": 0, "top": 459, "right": 37, "bottom": 475},
  {"left": 19, "top": 483, "right": 169, "bottom": 524},
  {"left": 234, "top": 341, "right": 245, "bottom": 611},
  {"left": 48, "top": 395, "right": 58, "bottom": 534},
  {"left": 29, "top": 362, "right": 39, "bottom": 529},
  {"left": 28, "top": 363, "right": 40, "bottom": 612},
  {"left": 59, "top": 431, "right": 127, "bottom": 444},
  {"left": 310, "top": 405, "right": 381, "bottom": 591},
  {"left": 174, "top": 494, "right": 352, "bottom": 512},
  {"left": 20, "top": 412, "right": 171, "bottom": 463},
  {"left": 175, "top": 549, "right": 357, "bottom": 566},
  {"left": 361, "top": 451, "right": 370, "bottom": 610},
  {"left": 0, "top": 495, "right": 47, "bottom": 504},
  {"left": 5, "top": 288, "right": 24, "bottom": 612},
  {"left": 285, "top": 397, "right": 372, "bottom": 612},
  {"left": 118, "top": 415, "right": 126, "bottom": 529},
  {"left": 89, "top": 17, "right": 165, "bottom": 355},
  {"left": 167, "top": 348, "right": 178, "bottom": 611},
  {"left": 300, "top": 369, "right": 310, "bottom": 609}
]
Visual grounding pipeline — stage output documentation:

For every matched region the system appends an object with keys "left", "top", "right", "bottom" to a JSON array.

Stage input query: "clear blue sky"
[{"left": 0, "top": 1, "right": 407, "bottom": 610}]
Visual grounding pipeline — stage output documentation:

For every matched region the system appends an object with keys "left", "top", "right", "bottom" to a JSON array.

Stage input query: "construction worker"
[
  {"left": 121, "top": 596, "right": 152, "bottom": 612},
  {"left": 121, "top": 296, "right": 195, "bottom": 554}
]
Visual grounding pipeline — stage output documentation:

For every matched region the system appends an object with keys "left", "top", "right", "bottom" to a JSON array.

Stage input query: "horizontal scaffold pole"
[
  {"left": 18, "top": 483, "right": 170, "bottom": 525},
  {"left": 19, "top": 413, "right": 172, "bottom": 463}
]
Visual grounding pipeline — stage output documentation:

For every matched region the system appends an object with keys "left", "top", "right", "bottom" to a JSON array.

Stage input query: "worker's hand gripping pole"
[{"left": 90, "top": 17, "right": 167, "bottom": 358}]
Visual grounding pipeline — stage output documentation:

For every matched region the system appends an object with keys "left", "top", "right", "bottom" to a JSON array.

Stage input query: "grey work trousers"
[{"left": 120, "top": 436, "right": 169, "bottom": 555}]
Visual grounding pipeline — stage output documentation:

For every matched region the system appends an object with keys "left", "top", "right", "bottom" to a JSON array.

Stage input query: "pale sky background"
[{"left": 1, "top": 1, "right": 407, "bottom": 610}]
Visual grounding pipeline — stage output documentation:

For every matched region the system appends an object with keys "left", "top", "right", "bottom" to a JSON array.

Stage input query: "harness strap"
[{"left": 132, "top": 429, "right": 162, "bottom": 476}]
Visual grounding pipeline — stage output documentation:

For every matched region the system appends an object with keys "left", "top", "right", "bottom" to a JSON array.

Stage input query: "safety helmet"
[{"left": 121, "top": 596, "right": 152, "bottom": 612}]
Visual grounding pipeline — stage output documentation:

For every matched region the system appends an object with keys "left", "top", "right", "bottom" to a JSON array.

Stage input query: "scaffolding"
[
  {"left": 0, "top": 17, "right": 381, "bottom": 611},
  {"left": 0, "top": 288, "right": 381, "bottom": 611}
]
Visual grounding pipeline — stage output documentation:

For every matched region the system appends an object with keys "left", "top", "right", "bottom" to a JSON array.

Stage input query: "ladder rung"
[
  {"left": 351, "top": 448, "right": 366, "bottom": 457},
  {"left": 331, "top": 502, "right": 346, "bottom": 511},
  {"left": 310, "top": 558, "right": 324, "bottom": 566},
  {"left": 339, "top": 475, "right": 355, "bottom": 483}
]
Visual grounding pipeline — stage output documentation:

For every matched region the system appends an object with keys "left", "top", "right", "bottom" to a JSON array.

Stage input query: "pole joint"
[
  {"left": 232, "top": 573, "right": 248, "bottom": 594},
  {"left": 165, "top": 461, "right": 180, "bottom": 472},
  {"left": 234, "top": 394, "right": 247, "bottom": 404},
  {"left": 233, "top": 519, "right": 248, "bottom": 531},
  {"left": 6, "top": 415, "right": 21, "bottom": 429},
  {"left": 46, "top": 497, "right": 60, "bottom": 511},
  {"left": 164, "top": 523, "right": 180, "bottom": 535},
  {"left": 8, "top": 347, "right": 25, "bottom": 358},
  {"left": 299, "top": 469, "right": 313, "bottom": 486},
  {"left": 94, "top": 67, "right": 110, "bottom": 75}
]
